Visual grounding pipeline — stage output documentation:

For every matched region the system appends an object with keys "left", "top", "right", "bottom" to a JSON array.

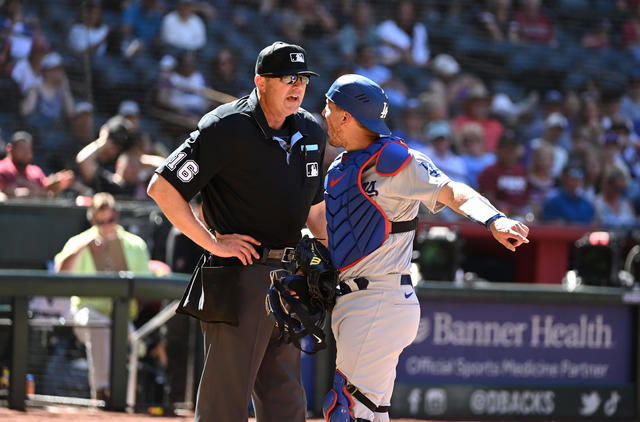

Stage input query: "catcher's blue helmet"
[{"left": 326, "top": 74, "right": 391, "bottom": 136}]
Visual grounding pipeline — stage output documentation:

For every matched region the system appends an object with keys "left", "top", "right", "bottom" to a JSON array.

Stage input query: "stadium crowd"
[{"left": 0, "top": 0, "right": 638, "bottom": 230}]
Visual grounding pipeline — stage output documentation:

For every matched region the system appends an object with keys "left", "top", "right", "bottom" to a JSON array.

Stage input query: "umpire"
[{"left": 148, "top": 41, "right": 327, "bottom": 421}]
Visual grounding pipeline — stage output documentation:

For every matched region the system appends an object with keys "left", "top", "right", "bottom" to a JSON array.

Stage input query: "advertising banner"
[
  {"left": 391, "top": 384, "right": 635, "bottom": 419},
  {"left": 397, "top": 301, "right": 633, "bottom": 385}
]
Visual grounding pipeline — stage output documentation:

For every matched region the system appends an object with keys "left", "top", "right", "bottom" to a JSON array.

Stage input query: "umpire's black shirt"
[{"left": 156, "top": 89, "right": 326, "bottom": 249}]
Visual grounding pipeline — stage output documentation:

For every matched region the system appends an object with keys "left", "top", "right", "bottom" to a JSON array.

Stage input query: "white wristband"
[{"left": 459, "top": 196, "right": 505, "bottom": 228}]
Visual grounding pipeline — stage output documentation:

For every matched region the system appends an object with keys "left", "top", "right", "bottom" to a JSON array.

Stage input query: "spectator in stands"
[
  {"left": 10, "top": 35, "right": 48, "bottom": 95},
  {"left": 76, "top": 115, "right": 163, "bottom": 198},
  {"left": 510, "top": 0, "right": 556, "bottom": 46},
  {"left": 581, "top": 18, "right": 611, "bottom": 49},
  {"left": 563, "top": 89, "right": 581, "bottom": 127},
  {"left": 51, "top": 101, "right": 96, "bottom": 172},
  {"left": 521, "top": 89, "right": 565, "bottom": 142},
  {"left": 428, "top": 54, "right": 478, "bottom": 116},
  {"left": 113, "top": 136, "right": 164, "bottom": 200},
  {"left": 0, "top": 0, "right": 39, "bottom": 60},
  {"left": 527, "top": 141, "right": 555, "bottom": 219},
  {"left": 337, "top": 0, "right": 378, "bottom": 61},
  {"left": 118, "top": 100, "right": 141, "bottom": 131},
  {"left": 20, "top": 52, "right": 75, "bottom": 131},
  {"left": 68, "top": 0, "right": 110, "bottom": 56},
  {"left": 609, "top": 116, "right": 640, "bottom": 179},
  {"left": 288, "top": 0, "right": 337, "bottom": 40},
  {"left": 569, "top": 145, "right": 601, "bottom": 202},
  {"left": 418, "top": 91, "right": 448, "bottom": 123},
  {"left": 600, "top": 89, "right": 624, "bottom": 131},
  {"left": 478, "top": 131, "right": 530, "bottom": 218},
  {"left": 601, "top": 131, "right": 631, "bottom": 179},
  {"left": 156, "top": 51, "right": 209, "bottom": 125},
  {"left": 160, "top": 0, "right": 206, "bottom": 52},
  {"left": 54, "top": 192, "right": 151, "bottom": 400},
  {"left": 568, "top": 125, "right": 596, "bottom": 155},
  {"left": 0, "top": 130, "right": 74, "bottom": 198},
  {"left": 476, "top": 0, "right": 516, "bottom": 41},
  {"left": 459, "top": 122, "right": 496, "bottom": 189},
  {"left": 594, "top": 166, "right": 637, "bottom": 229},
  {"left": 622, "top": 2, "right": 640, "bottom": 60},
  {"left": 208, "top": 47, "right": 250, "bottom": 99},
  {"left": 120, "top": 0, "right": 164, "bottom": 57},
  {"left": 621, "top": 71, "right": 640, "bottom": 130},
  {"left": 394, "top": 101, "right": 427, "bottom": 149},
  {"left": 452, "top": 83, "right": 504, "bottom": 153},
  {"left": 526, "top": 112, "right": 569, "bottom": 178},
  {"left": 422, "top": 120, "right": 468, "bottom": 183},
  {"left": 353, "top": 43, "right": 407, "bottom": 108},
  {"left": 576, "top": 92, "right": 603, "bottom": 145},
  {"left": 377, "top": 0, "right": 429, "bottom": 66},
  {"left": 542, "top": 164, "right": 594, "bottom": 225},
  {"left": 491, "top": 89, "right": 539, "bottom": 128},
  {"left": 76, "top": 115, "right": 135, "bottom": 195},
  {"left": 276, "top": 7, "right": 304, "bottom": 44}
]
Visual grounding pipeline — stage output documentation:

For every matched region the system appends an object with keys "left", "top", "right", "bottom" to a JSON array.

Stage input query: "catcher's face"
[{"left": 322, "top": 99, "right": 347, "bottom": 149}]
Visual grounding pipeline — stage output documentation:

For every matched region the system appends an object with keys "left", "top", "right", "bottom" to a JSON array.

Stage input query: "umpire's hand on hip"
[{"left": 212, "top": 231, "right": 261, "bottom": 265}]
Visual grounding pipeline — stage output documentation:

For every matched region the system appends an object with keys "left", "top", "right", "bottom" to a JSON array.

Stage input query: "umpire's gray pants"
[{"left": 195, "top": 263, "right": 306, "bottom": 422}]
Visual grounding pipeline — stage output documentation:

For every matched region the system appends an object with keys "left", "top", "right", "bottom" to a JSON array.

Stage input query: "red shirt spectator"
[
  {"left": 478, "top": 133, "right": 530, "bottom": 216},
  {"left": 0, "top": 132, "right": 47, "bottom": 196},
  {"left": 452, "top": 84, "right": 504, "bottom": 153},
  {"left": 0, "top": 131, "right": 73, "bottom": 198},
  {"left": 511, "top": 0, "right": 555, "bottom": 45}
]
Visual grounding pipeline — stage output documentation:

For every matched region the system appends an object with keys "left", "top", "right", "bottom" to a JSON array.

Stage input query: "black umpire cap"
[{"left": 255, "top": 41, "right": 319, "bottom": 77}]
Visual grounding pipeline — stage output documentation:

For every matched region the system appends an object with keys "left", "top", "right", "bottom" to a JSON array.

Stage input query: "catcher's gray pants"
[{"left": 195, "top": 263, "right": 306, "bottom": 422}]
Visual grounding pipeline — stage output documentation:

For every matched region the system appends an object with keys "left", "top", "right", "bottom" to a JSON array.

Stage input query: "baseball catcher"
[
  {"left": 320, "top": 74, "right": 529, "bottom": 422},
  {"left": 266, "top": 235, "right": 337, "bottom": 353}
]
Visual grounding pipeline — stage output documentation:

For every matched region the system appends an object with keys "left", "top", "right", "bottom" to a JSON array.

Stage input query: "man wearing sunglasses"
[
  {"left": 54, "top": 192, "right": 151, "bottom": 400},
  {"left": 148, "top": 41, "right": 327, "bottom": 421}
]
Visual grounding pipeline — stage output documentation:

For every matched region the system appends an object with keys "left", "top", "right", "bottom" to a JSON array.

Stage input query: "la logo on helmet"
[{"left": 380, "top": 102, "right": 389, "bottom": 119}]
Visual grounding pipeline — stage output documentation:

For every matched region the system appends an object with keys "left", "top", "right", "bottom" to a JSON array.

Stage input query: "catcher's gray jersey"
[{"left": 328, "top": 148, "right": 451, "bottom": 281}]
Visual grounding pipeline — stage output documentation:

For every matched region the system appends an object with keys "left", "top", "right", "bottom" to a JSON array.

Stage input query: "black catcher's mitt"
[{"left": 293, "top": 235, "right": 338, "bottom": 312}]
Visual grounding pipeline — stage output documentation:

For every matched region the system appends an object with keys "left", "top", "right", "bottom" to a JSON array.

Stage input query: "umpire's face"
[{"left": 256, "top": 74, "right": 307, "bottom": 121}]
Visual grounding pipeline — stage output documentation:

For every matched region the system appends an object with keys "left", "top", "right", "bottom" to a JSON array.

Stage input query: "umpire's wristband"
[{"left": 485, "top": 213, "right": 506, "bottom": 230}]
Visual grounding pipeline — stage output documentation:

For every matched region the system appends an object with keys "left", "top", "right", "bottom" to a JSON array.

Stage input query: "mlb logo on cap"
[{"left": 290, "top": 53, "right": 304, "bottom": 63}]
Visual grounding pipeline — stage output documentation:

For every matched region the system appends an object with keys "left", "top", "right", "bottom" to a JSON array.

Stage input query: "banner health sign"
[{"left": 392, "top": 301, "right": 634, "bottom": 419}]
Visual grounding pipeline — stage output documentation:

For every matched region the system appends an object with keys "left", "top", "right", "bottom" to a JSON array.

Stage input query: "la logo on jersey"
[
  {"left": 306, "top": 162, "right": 318, "bottom": 177},
  {"left": 380, "top": 102, "right": 389, "bottom": 119},
  {"left": 290, "top": 53, "right": 305, "bottom": 63}
]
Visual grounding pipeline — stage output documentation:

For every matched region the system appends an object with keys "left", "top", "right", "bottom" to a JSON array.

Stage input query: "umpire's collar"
[{"left": 247, "top": 88, "right": 305, "bottom": 140}]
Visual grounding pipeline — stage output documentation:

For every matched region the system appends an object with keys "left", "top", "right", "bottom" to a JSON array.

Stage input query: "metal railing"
[{"left": 0, "top": 269, "right": 189, "bottom": 411}]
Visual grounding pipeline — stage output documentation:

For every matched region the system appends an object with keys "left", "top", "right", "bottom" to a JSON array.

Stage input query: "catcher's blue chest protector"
[{"left": 325, "top": 138, "right": 413, "bottom": 271}]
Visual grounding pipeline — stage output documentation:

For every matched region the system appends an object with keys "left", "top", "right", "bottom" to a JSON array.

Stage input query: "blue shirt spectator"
[
  {"left": 459, "top": 122, "right": 495, "bottom": 189},
  {"left": 122, "top": 0, "right": 163, "bottom": 46},
  {"left": 543, "top": 165, "right": 594, "bottom": 224}
]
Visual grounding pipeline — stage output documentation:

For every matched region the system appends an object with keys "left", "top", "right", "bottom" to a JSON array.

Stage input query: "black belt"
[
  {"left": 337, "top": 274, "right": 412, "bottom": 296},
  {"left": 210, "top": 247, "right": 295, "bottom": 267},
  {"left": 390, "top": 217, "right": 418, "bottom": 234}
]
